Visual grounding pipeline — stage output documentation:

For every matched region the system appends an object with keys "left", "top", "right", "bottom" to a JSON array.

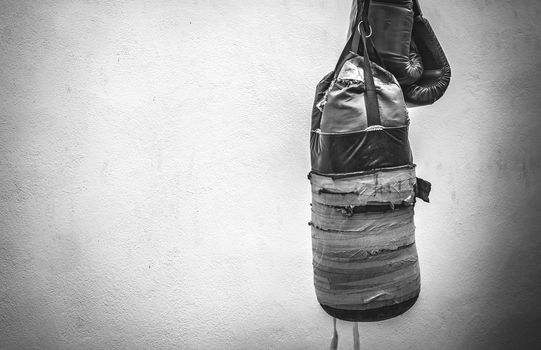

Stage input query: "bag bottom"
[{"left": 320, "top": 294, "right": 419, "bottom": 322}]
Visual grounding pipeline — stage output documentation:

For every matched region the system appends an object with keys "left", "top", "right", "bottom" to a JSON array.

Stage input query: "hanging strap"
[
  {"left": 412, "top": 0, "right": 423, "bottom": 17},
  {"left": 351, "top": 0, "right": 370, "bottom": 55},
  {"left": 328, "top": 318, "right": 362, "bottom": 350},
  {"left": 332, "top": 0, "right": 381, "bottom": 127},
  {"left": 353, "top": 322, "right": 360, "bottom": 350},
  {"left": 359, "top": 16, "right": 381, "bottom": 127},
  {"left": 347, "top": 0, "right": 385, "bottom": 68},
  {"left": 333, "top": 0, "right": 364, "bottom": 76},
  {"left": 329, "top": 318, "right": 339, "bottom": 350}
]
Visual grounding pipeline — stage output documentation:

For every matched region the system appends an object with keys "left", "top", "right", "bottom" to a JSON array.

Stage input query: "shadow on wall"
[{"left": 453, "top": 1, "right": 541, "bottom": 347}]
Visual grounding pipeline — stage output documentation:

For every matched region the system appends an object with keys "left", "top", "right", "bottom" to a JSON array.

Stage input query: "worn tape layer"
[{"left": 310, "top": 168, "right": 420, "bottom": 319}]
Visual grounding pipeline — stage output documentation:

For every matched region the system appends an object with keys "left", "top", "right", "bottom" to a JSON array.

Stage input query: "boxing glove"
[
  {"left": 349, "top": 0, "right": 424, "bottom": 86},
  {"left": 402, "top": 0, "right": 451, "bottom": 105},
  {"left": 369, "top": 0, "right": 424, "bottom": 85}
]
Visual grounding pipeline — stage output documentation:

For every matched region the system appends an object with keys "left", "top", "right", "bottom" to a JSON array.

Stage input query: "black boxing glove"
[
  {"left": 349, "top": 1, "right": 424, "bottom": 85},
  {"left": 368, "top": 0, "right": 424, "bottom": 85},
  {"left": 403, "top": 0, "right": 451, "bottom": 105}
]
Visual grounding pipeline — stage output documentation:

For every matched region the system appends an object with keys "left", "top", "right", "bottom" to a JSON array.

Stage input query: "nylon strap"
[
  {"left": 413, "top": 0, "right": 423, "bottom": 17},
  {"left": 350, "top": 0, "right": 366, "bottom": 55},
  {"left": 333, "top": 0, "right": 381, "bottom": 127},
  {"left": 333, "top": 0, "right": 366, "bottom": 77},
  {"left": 359, "top": 18, "right": 382, "bottom": 127},
  {"left": 329, "top": 318, "right": 338, "bottom": 350},
  {"left": 353, "top": 322, "right": 360, "bottom": 350},
  {"left": 328, "top": 318, "right": 362, "bottom": 350}
]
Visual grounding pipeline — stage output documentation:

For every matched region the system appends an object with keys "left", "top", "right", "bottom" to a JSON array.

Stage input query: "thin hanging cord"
[
  {"left": 330, "top": 318, "right": 338, "bottom": 350},
  {"left": 353, "top": 322, "right": 360, "bottom": 350}
]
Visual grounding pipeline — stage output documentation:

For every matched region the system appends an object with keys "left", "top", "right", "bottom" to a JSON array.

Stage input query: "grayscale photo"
[{"left": 1, "top": 0, "right": 540, "bottom": 349}]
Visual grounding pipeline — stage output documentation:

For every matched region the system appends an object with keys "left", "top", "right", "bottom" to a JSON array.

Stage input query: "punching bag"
[{"left": 309, "top": 0, "right": 430, "bottom": 322}]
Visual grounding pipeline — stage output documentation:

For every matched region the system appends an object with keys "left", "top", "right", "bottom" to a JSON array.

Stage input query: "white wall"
[{"left": 1, "top": 1, "right": 540, "bottom": 349}]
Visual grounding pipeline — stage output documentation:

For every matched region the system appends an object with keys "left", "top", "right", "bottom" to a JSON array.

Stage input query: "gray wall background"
[{"left": 1, "top": 0, "right": 540, "bottom": 349}]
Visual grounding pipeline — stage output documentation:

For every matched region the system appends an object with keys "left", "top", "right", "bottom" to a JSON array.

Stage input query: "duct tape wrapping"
[
  {"left": 310, "top": 167, "right": 421, "bottom": 321},
  {"left": 310, "top": 165, "right": 416, "bottom": 206}
]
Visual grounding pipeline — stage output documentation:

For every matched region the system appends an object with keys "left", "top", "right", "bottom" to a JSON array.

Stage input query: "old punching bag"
[{"left": 309, "top": 0, "right": 430, "bottom": 322}]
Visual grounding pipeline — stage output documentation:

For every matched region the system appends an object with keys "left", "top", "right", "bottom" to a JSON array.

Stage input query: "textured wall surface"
[{"left": 1, "top": 0, "right": 541, "bottom": 349}]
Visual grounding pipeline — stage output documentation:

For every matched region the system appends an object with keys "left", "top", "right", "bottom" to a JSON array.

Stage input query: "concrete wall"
[{"left": 1, "top": 0, "right": 540, "bottom": 349}]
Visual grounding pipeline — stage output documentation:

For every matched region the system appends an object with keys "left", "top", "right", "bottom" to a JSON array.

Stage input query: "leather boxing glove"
[
  {"left": 369, "top": 0, "right": 424, "bottom": 85},
  {"left": 349, "top": 0, "right": 424, "bottom": 86},
  {"left": 402, "top": 0, "right": 451, "bottom": 105}
]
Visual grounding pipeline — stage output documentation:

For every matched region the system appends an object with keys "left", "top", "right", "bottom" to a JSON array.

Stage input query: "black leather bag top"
[{"left": 310, "top": 1, "right": 412, "bottom": 176}]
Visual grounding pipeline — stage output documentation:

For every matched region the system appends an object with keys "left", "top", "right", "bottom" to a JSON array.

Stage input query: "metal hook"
[{"left": 357, "top": 21, "right": 373, "bottom": 38}]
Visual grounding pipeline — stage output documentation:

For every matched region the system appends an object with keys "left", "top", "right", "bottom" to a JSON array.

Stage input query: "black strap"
[
  {"left": 359, "top": 18, "right": 381, "bottom": 126},
  {"left": 413, "top": 0, "right": 423, "bottom": 18},
  {"left": 332, "top": 0, "right": 381, "bottom": 126},
  {"left": 356, "top": 0, "right": 381, "bottom": 126},
  {"left": 347, "top": 0, "right": 384, "bottom": 68},
  {"left": 350, "top": 0, "right": 367, "bottom": 55},
  {"left": 333, "top": 0, "right": 365, "bottom": 76},
  {"left": 350, "top": 0, "right": 383, "bottom": 66}
]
